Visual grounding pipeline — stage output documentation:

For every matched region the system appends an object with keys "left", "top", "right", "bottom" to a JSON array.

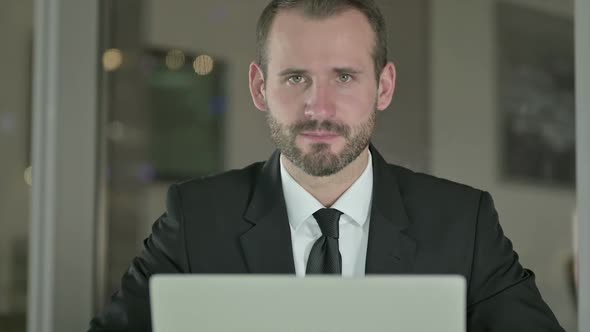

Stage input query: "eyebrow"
[
  {"left": 277, "top": 67, "right": 363, "bottom": 76},
  {"left": 333, "top": 67, "right": 362, "bottom": 75},
  {"left": 278, "top": 68, "right": 309, "bottom": 77}
]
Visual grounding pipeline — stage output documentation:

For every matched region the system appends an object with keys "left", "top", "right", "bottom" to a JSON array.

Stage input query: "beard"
[{"left": 266, "top": 111, "right": 376, "bottom": 177}]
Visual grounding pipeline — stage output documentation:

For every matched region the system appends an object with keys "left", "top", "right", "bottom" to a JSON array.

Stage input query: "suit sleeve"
[
  {"left": 466, "top": 191, "right": 565, "bottom": 331},
  {"left": 88, "top": 184, "right": 189, "bottom": 332}
]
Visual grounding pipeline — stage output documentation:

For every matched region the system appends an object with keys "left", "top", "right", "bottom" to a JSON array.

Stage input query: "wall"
[
  {"left": 0, "top": 0, "right": 33, "bottom": 313},
  {"left": 431, "top": 0, "right": 576, "bottom": 330}
]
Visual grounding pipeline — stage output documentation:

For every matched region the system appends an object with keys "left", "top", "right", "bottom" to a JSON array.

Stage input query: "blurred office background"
[{"left": 0, "top": 0, "right": 586, "bottom": 331}]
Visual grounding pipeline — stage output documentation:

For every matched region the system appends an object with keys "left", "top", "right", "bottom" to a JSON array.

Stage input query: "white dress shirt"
[{"left": 279, "top": 152, "right": 373, "bottom": 277}]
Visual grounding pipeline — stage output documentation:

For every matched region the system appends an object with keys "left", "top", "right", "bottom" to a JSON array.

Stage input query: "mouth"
[{"left": 299, "top": 131, "right": 341, "bottom": 142}]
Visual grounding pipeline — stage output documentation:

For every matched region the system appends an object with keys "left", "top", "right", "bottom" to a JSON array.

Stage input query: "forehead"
[{"left": 266, "top": 8, "right": 375, "bottom": 71}]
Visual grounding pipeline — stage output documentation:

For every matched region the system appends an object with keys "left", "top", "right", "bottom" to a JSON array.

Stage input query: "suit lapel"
[
  {"left": 240, "top": 150, "right": 296, "bottom": 274},
  {"left": 239, "top": 146, "right": 416, "bottom": 275},
  {"left": 365, "top": 146, "right": 417, "bottom": 274}
]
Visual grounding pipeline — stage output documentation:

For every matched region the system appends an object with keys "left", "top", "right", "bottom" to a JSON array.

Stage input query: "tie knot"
[{"left": 313, "top": 208, "right": 342, "bottom": 239}]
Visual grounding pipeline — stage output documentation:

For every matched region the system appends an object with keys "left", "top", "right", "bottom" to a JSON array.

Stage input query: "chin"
[
  {"left": 304, "top": 142, "right": 343, "bottom": 156},
  {"left": 299, "top": 138, "right": 344, "bottom": 153}
]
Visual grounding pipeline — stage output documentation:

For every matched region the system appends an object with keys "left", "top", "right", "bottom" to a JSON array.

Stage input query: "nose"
[{"left": 304, "top": 80, "right": 336, "bottom": 120}]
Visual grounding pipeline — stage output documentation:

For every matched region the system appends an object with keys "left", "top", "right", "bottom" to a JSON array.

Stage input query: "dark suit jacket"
[{"left": 89, "top": 146, "right": 564, "bottom": 331}]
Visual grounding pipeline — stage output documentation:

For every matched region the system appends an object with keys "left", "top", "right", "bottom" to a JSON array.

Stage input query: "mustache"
[{"left": 290, "top": 120, "right": 350, "bottom": 137}]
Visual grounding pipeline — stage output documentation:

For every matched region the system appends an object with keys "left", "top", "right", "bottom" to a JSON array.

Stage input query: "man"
[{"left": 89, "top": 0, "right": 565, "bottom": 331}]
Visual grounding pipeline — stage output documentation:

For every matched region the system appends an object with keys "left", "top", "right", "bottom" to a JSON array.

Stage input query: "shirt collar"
[
  {"left": 331, "top": 151, "right": 373, "bottom": 227},
  {"left": 280, "top": 151, "right": 373, "bottom": 231}
]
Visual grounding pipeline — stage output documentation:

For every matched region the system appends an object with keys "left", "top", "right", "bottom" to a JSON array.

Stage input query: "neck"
[{"left": 282, "top": 147, "right": 370, "bottom": 207}]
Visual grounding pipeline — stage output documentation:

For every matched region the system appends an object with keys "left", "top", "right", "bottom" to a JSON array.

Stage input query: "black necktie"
[{"left": 306, "top": 208, "right": 343, "bottom": 274}]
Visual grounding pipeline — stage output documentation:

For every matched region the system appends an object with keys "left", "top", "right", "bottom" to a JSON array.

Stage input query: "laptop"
[{"left": 150, "top": 275, "right": 466, "bottom": 332}]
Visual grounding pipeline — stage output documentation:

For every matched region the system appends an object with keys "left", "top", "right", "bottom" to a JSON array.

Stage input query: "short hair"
[{"left": 255, "top": 0, "right": 388, "bottom": 80}]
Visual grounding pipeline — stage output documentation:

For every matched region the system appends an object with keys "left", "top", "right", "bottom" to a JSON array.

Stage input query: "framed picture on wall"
[
  {"left": 496, "top": 1, "right": 575, "bottom": 187},
  {"left": 141, "top": 48, "right": 227, "bottom": 181}
]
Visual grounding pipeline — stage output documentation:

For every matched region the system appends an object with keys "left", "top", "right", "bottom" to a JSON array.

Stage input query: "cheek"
[
  {"left": 335, "top": 87, "right": 377, "bottom": 116},
  {"left": 267, "top": 86, "right": 305, "bottom": 118},
  {"left": 274, "top": 87, "right": 301, "bottom": 105}
]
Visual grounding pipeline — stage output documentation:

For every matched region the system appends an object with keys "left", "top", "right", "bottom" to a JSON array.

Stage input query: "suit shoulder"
[
  {"left": 171, "top": 161, "right": 264, "bottom": 198},
  {"left": 388, "top": 163, "right": 485, "bottom": 203}
]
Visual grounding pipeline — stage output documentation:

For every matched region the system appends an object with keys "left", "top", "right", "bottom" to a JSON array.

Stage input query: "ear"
[
  {"left": 376, "top": 62, "right": 396, "bottom": 111},
  {"left": 249, "top": 62, "right": 267, "bottom": 112}
]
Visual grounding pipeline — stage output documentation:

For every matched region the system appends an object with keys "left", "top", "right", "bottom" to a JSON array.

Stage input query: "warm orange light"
[
  {"left": 102, "top": 49, "right": 123, "bottom": 71},
  {"left": 24, "top": 166, "right": 32, "bottom": 186},
  {"left": 193, "top": 54, "right": 214, "bottom": 75}
]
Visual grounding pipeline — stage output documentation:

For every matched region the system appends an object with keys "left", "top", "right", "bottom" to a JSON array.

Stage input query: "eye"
[
  {"left": 288, "top": 75, "right": 305, "bottom": 84},
  {"left": 339, "top": 74, "right": 352, "bottom": 83}
]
